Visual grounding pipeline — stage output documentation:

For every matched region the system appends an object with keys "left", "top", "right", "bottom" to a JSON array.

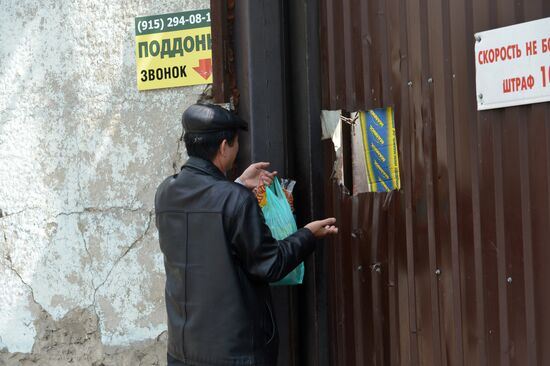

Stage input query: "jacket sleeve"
[{"left": 230, "top": 193, "right": 317, "bottom": 282}]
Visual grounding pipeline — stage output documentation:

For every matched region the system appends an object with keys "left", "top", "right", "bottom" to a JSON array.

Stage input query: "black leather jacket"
[{"left": 155, "top": 157, "right": 316, "bottom": 366}]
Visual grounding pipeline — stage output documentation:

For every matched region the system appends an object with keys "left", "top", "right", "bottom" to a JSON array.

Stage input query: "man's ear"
[{"left": 219, "top": 139, "right": 228, "bottom": 157}]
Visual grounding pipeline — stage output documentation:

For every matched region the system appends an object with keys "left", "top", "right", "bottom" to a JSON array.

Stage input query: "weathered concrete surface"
[
  {"left": 0, "top": 0, "right": 208, "bottom": 363},
  {"left": 1, "top": 307, "right": 169, "bottom": 366}
]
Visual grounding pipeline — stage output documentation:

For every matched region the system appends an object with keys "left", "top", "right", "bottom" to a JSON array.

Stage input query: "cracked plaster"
[{"left": 0, "top": 0, "right": 208, "bottom": 358}]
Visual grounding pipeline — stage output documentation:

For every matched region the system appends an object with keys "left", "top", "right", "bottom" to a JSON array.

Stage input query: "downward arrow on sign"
[{"left": 193, "top": 58, "right": 212, "bottom": 80}]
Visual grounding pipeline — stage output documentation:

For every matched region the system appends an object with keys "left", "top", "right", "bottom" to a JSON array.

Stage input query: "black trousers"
[{"left": 167, "top": 353, "right": 187, "bottom": 365}]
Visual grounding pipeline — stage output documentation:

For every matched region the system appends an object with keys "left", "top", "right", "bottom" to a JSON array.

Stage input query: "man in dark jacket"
[{"left": 155, "top": 103, "right": 338, "bottom": 366}]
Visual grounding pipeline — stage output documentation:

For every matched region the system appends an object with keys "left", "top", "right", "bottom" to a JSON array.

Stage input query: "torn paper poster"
[
  {"left": 351, "top": 112, "right": 369, "bottom": 194},
  {"left": 355, "top": 108, "right": 401, "bottom": 193},
  {"left": 321, "top": 109, "right": 341, "bottom": 140},
  {"left": 330, "top": 119, "right": 344, "bottom": 186}
]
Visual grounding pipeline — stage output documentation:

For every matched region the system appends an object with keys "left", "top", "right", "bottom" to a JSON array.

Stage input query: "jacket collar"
[{"left": 183, "top": 156, "right": 227, "bottom": 181}]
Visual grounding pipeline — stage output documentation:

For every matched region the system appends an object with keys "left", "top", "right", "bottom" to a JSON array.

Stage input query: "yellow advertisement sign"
[{"left": 135, "top": 10, "right": 213, "bottom": 91}]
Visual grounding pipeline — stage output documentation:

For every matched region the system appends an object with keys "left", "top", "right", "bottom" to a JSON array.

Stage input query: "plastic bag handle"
[
  {"left": 265, "top": 177, "right": 292, "bottom": 210},
  {"left": 268, "top": 176, "right": 285, "bottom": 197}
]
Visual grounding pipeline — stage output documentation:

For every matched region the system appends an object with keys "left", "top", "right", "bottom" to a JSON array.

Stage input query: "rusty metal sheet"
[
  {"left": 319, "top": 0, "right": 550, "bottom": 365},
  {"left": 211, "top": 0, "right": 237, "bottom": 104}
]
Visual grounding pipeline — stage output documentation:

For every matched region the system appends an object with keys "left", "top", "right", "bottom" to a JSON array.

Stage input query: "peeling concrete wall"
[{"left": 0, "top": 0, "right": 208, "bottom": 364}]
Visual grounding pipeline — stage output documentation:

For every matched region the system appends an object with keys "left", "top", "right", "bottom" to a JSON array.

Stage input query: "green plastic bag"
[{"left": 261, "top": 177, "right": 304, "bottom": 286}]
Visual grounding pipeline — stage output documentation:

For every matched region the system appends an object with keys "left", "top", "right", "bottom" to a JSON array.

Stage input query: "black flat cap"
[{"left": 182, "top": 103, "right": 248, "bottom": 133}]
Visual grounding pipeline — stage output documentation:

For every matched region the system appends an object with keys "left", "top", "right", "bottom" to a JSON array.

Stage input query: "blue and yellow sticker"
[{"left": 359, "top": 108, "right": 401, "bottom": 192}]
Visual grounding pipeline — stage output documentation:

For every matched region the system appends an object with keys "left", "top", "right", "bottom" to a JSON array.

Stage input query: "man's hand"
[
  {"left": 304, "top": 218, "right": 338, "bottom": 238},
  {"left": 238, "top": 162, "right": 277, "bottom": 190}
]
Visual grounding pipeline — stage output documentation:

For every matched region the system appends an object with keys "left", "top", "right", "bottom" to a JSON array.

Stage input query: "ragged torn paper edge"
[
  {"left": 321, "top": 109, "right": 346, "bottom": 192},
  {"left": 321, "top": 110, "right": 341, "bottom": 140},
  {"left": 322, "top": 109, "right": 401, "bottom": 195}
]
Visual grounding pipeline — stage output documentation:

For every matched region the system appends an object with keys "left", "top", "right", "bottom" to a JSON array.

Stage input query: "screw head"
[
  {"left": 507, "top": 277, "right": 513, "bottom": 284},
  {"left": 435, "top": 269, "right": 441, "bottom": 276},
  {"left": 478, "top": 93, "right": 483, "bottom": 99},
  {"left": 475, "top": 35, "right": 481, "bottom": 42},
  {"left": 407, "top": 81, "right": 413, "bottom": 87},
  {"left": 428, "top": 77, "right": 433, "bottom": 83}
]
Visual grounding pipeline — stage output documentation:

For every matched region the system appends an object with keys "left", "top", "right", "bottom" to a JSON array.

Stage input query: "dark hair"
[{"left": 183, "top": 129, "right": 238, "bottom": 161}]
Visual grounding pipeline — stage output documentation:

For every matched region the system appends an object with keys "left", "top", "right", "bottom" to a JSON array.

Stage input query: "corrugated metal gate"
[{"left": 320, "top": 0, "right": 550, "bottom": 365}]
